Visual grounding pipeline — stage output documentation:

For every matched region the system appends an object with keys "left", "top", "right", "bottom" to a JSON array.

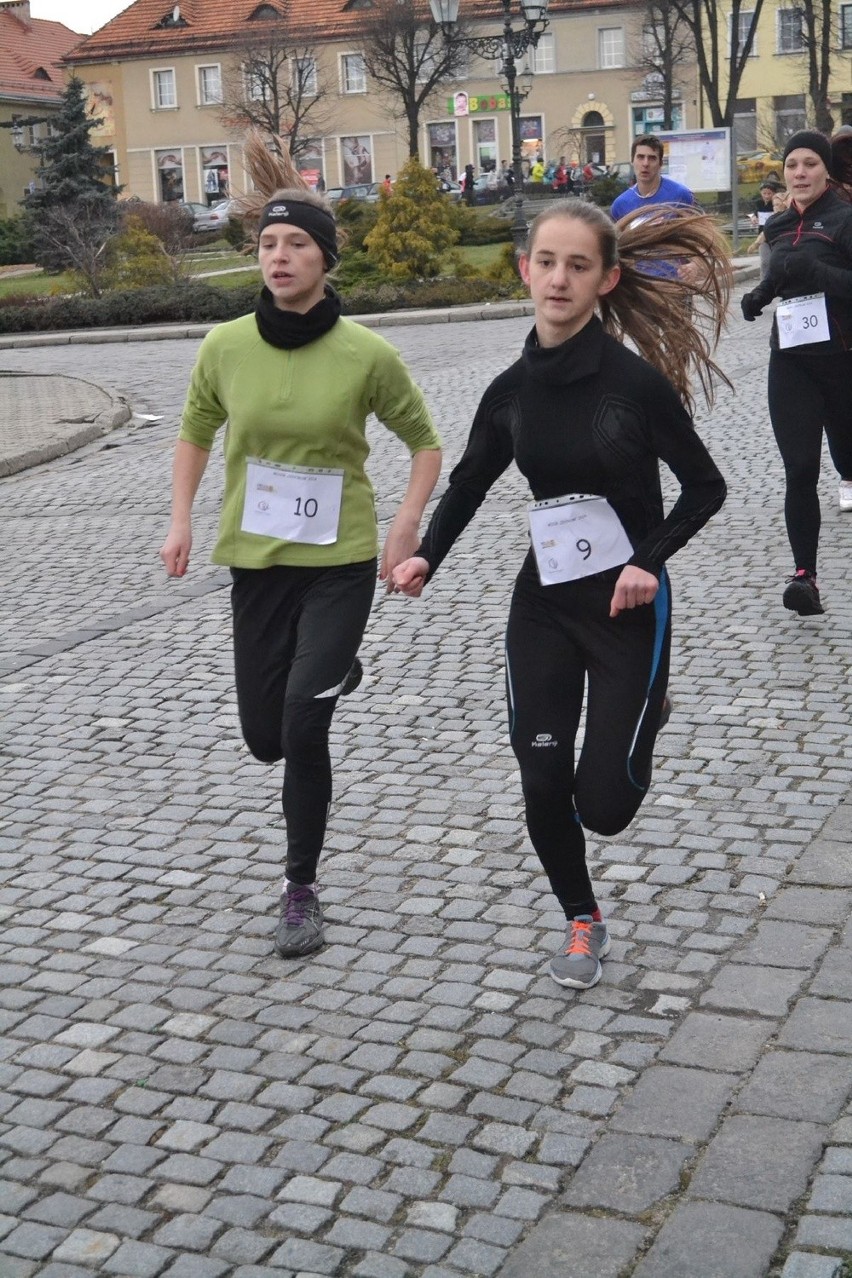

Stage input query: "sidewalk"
[{"left": 2, "top": 272, "right": 849, "bottom": 1278}]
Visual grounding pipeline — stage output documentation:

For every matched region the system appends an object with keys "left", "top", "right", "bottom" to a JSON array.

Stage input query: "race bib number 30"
[
  {"left": 241, "top": 459, "right": 343, "bottom": 546},
  {"left": 776, "top": 293, "right": 830, "bottom": 349},
  {"left": 528, "top": 494, "right": 634, "bottom": 586}
]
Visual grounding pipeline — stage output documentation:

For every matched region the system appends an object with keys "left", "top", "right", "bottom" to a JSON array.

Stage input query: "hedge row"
[{"left": 0, "top": 276, "right": 523, "bottom": 334}]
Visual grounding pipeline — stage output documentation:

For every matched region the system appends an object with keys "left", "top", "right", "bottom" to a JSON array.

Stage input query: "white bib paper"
[
  {"left": 528, "top": 494, "right": 634, "bottom": 586},
  {"left": 241, "top": 459, "right": 343, "bottom": 546},
  {"left": 757, "top": 211, "right": 771, "bottom": 227},
  {"left": 776, "top": 293, "right": 830, "bottom": 349}
]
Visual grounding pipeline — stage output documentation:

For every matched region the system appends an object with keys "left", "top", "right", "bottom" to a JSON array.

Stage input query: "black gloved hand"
[{"left": 741, "top": 291, "right": 763, "bottom": 322}]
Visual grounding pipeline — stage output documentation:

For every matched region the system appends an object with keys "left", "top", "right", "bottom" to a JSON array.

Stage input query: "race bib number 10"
[
  {"left": 528, "top": 494, "right": 634, "bottom": 586},
  {"left": 241, "top": 459, "right": 344, "bottom": 546},
  {"left": 776, "top": 293, "right": 830, "bottom": 349}
]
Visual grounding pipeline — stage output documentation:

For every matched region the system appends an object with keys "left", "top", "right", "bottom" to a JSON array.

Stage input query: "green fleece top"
[{"left": 179, "top": 314, "right": 440, "bottom": 568}]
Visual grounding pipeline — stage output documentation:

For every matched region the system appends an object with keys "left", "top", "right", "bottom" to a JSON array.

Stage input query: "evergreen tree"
[
  {"left": 23, "top": 75, "right": 120, "bottom": 282},
  {"left": 364, "top": 158, "right": 458, "bottom": 280}
]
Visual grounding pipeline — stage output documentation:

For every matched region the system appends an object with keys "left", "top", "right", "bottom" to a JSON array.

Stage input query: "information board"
[{"left": 655, "top": 128, "right": 732, "bottom": 193}]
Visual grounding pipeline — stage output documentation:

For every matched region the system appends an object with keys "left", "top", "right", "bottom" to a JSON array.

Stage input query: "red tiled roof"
[
  {"left": 0, "top": 8, "right": 81, "bottom": 104},
  {"left": 67, "top": 0, "right": 630, "bottom": 63}
]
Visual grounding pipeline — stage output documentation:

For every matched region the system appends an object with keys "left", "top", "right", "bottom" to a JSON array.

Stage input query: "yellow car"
[{"left": 737, "top": 150, "right": 783, "bottom": 184}]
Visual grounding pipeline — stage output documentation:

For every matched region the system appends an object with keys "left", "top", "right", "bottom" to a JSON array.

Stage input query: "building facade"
[
  {"left": 0, "top": 0, "right": 82, "bottom": 218},
  {"left": 63, "top": 0, "right": 700, "bottom": 204}
]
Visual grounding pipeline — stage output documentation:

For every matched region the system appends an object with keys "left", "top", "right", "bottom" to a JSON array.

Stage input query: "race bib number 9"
[
  {"left": 241, "top": 459, "right": 344, "bottom": 546},
  {"left": 528, "top": 494, "right": 634, "bottom": 586},
  {"left": 776, "top": 293, "right": 830, "bottom": 349}
]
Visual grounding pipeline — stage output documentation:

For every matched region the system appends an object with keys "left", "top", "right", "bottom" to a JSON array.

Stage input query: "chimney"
[{"left": 0, "top": 1, "right": 33, "bottom": 24}]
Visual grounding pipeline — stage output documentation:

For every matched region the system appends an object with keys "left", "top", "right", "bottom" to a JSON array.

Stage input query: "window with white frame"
[
  {"left": 728, "top": 10, "right": 758, "bottom": 56},
  {"left": 341, "top": 53, "right": 366, "bottom": 94},
  {"left": 531, "top": 33, "right": 555, "bottom": 73},
  {"left": 244, "top": 64, "right": 267, "bottom": 101},
  {"left": 597, "top": 28, "right": 624, "bottom": 68},
  {"left": 293, "top": 56, "right": 318, "bottom": 95},
  {"left": 777, "top": 9, "right": 804, "bottom": 52},
  {"left": 197, "top": 64, "right": 222, "bottom": 104},
  {"left": 775, "top": 93, "right": 806, "bottom": 142},
  {"left": 841, "top": 3, "right": 852, "bottom": 47},
  {"left": 152, "top": 68, "right": 177, "bottom": 109}
]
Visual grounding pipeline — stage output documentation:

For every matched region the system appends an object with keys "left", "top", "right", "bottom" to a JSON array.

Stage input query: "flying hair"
[
  {"left": 526, "top": 201, "right": 733, "bottom": 413},
  {"left": 234, "top": 131, "right": 334, "bottom": 226}
]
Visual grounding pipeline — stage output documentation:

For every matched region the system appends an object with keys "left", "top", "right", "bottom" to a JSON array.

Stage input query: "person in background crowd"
[
  {"left": 831, "top": 125, "right": 852, "bottom": 202},
  {"left": 392, "top": 201, "right": 731, "bottom": 991},
  {"left": 741, "top": 130, "right": 852, "bottom": 615},
  {"left": 611, "top": 134, "right": 700, "bottom": 286},
  {"left": 747, "top": 178, "right": 784, "bottom": 279},
  {"left": 160, "top": 135, "right": 442, "bottom": 959}
]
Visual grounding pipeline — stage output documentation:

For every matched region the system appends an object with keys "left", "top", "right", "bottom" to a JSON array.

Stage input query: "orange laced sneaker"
[{"left": 550, "top": 915, "right": 611, "bottom": 989}]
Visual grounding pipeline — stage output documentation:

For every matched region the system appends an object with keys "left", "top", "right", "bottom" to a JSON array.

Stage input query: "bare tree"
[
  {"left": 220, "top": 22, "right": 332, "bottom": 159},
  {"left": 361, "top": 0, "right": 470, "bottom": 158},
  {"left": 670, "top": 0, "right": 764, "bottom": 127},
  {"left": 797, "top": 0, "right": 834, "bottom": 134},
  {"left": 633, "top": 0, "right": 693, "bottom": 130},
  {"left": 36, "top": 200, "right": 116, "bottom": 296}
]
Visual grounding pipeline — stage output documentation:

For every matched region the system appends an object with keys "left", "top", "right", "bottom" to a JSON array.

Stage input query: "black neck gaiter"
[{"left": 255, "top": 284, "right": 342, "bottom": 350}]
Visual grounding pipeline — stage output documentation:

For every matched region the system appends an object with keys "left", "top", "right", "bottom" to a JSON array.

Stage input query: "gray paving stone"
[
  {"left": 633, "top": 1201, "right": 784, "bottom": 1277},
  {"left": 496, "top": 1211, "right": 645, "bottom": 1278},
  {"left": 778, "top": 998, "right": 852, "bottom": 1055},
  {"left": 780, "top": 1255, "right": 843, "bottom": 1278},
  {"left": 609, "top": 1065, "right": 734, "bottom": 1141},
  {"left": 688, "top": 1115, "right": 826, "bottom": 1211},
  {"left": 735, "top": 1051, "right": 852, "bottom": 1122},
  {"left": 564, "top": 1133, "right": 691, "bottom": 1212},
  {"left": 699, "top": 964, "right": 808, "bottom": 1016},
  {"left": 660, "top": 1012, "right": 774, "bottom": 1072}
]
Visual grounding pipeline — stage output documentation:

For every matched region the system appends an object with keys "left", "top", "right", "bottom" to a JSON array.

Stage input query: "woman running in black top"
[
  {"left": 394, "top": 200, "right": 731, "bottom": 990},
  {"left": 741, "top": 130, "right": 852, "bottom": 616}
]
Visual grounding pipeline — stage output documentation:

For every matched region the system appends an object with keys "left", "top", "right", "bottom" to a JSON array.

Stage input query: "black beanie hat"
[{"left": 782, "top": 130, "right": 832, "bottom": 170}]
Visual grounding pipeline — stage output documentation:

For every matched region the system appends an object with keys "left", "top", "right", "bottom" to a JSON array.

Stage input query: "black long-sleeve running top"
[
  {"left": 749, "top": 186, "right": 852, "bottom": 351},
  {"left": 418, "top": 316, "right": 726, "bottom": 580}
]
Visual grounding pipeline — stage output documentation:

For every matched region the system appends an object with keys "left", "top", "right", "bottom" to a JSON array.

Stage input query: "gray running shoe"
[
  {"left": 275, "top": 884, "right": 324, "bottom": 958},
  {"left": 550, "top": 915, "right": 611, "bottom": 989}
]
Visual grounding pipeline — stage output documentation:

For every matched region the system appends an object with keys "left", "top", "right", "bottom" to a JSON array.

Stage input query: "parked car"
[
  {"left": 181, "top": 198, "right": 236, "bottom": 233},
  {"left": 437, "top": 177, "right": 463, "bottom": 201},
  {"left": 569, "top": 163, "right": 608, "bottom": 194},
  {"left": 608, "top": 161, "right": 634, "bottom": 183},
  {"left": 325, "top": 184, "right": 372, "bottom": 204},
  {"left": 736, "top": 150, "right": 783, "bottom": 183},
  {"left": 471, "top": 172, "right": 511, "bottom": 205}
]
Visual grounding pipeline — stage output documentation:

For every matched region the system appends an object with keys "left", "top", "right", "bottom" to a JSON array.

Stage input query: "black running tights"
[
  {"left": 230, "top": 560, "right": 376, "bottom": 885},
  {"left": 506, "top": 562, "right": 671, "bottom": 919},
  {"left": 768, "top": 348, "right": 852, "bottom": 575}
]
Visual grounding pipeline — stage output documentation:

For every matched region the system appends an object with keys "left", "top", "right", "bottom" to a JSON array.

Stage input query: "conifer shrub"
[{"left": 364, "top": 158, "right": 459, "bottom": 279}]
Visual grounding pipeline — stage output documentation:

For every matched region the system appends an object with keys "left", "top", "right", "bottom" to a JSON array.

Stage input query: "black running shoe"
[
  {"left": 275, "top": 885, "right": 324, "bottom": 958},
  {"left": 340, "top": 657, "right": 363, "bottom": 696},
  {"left": 783, "top": 570, "right": 824, "bottom": 616}
]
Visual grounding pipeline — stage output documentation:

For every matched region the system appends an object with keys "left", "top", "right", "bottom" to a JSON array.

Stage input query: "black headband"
[{"left": 258, "top": 199, "right": 339, "bottom": 267}]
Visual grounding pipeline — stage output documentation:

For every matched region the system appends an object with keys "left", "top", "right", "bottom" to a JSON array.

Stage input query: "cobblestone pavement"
[
  {"left": 0, "top": 372, "right": 130, "bottom": 478},
  {"left": 1, "top": 299, "right": 851, "bottom": 1278}
]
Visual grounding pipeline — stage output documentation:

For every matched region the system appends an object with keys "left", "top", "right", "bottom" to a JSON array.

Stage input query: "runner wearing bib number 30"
[
  {"left": 741, "top": 130, "right": 852, "bottom": 616},
  {"left": 394, "top": 201, "right": 731, "bottom": 990},
  {"left": 160, "top": 137, "right": 441, "bottom": 959}
]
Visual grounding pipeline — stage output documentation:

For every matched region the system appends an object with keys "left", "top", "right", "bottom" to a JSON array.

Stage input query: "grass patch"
[{"left": 452, "top": 244, "right": 504, "bottom": 270}]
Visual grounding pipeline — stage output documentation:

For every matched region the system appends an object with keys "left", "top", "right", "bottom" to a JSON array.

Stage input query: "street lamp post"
[
  {"left": 505, "top": 57, "right": 534, "bottom": 255},
  {"left": 428, "top": 0, "right": 550, "bottom": 257}
]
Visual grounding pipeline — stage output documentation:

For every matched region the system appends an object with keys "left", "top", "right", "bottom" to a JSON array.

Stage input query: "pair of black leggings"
[
  {"left": 230, "top": 560, "right": 376, "bottom": 885},
  {"left": 768, "top": 348, "right": 852, "bottom": 574},
  {"left": 505, "top": 560, "right": 671, "bottom": 918}
]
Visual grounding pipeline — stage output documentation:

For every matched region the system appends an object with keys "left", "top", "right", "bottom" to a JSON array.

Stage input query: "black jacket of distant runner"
[{"left": 749, "top": 186, "right": 852, "bottom": 351}]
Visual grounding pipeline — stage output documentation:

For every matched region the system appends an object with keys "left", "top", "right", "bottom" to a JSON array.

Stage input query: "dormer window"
[
  {"left": 155, "top": 5, "right": 188, "bottom": 28},
  {"left": 343, "top": 0, "right": 373, "bottom": 9},
  {"left": 32, "top": 66, "right": 52, "bottom": 80},
  {"left": 249, "top": 4, "right": 283, "bottom": 18}
]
